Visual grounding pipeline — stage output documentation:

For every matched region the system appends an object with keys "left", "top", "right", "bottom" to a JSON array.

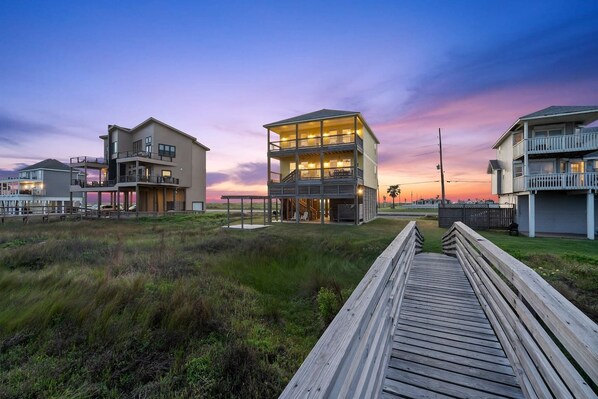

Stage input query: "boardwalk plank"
[
  {"left": 396, "top": 330, "right": 506, "bottom": 357},
  {"left": 398, "top": 324, "right": 503, "bottom": 350},
  {"left": 388, "top": 358, "right": 525, "bottom": 398},
  {"left": 381, "top": 253, "right": 523, "bottom": 398}
]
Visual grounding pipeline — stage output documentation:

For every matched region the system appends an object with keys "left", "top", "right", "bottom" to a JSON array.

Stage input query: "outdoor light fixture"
[{"left": 358, "top": 187, "right": 363, "bottom": 195}]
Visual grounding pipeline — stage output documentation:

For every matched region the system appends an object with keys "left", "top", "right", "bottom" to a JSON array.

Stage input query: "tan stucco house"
[{"left": 70, "top": 117, "right": 209, "bottom": 212}]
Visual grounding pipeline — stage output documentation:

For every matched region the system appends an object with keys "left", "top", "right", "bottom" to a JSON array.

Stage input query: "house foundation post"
[
  {"left": 528, "top": 192, "right": 536, "bottom": 238},
  {"left": 241, "top": 198, "right": 244, "bottom": 229},
  {"left": 588, "top": 191, "right": 595, "bottom": 240}
]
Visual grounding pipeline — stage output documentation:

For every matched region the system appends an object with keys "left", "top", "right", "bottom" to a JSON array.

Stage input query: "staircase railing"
[{"left": 280, "top": 222, "right": 423, "bottom": 398}]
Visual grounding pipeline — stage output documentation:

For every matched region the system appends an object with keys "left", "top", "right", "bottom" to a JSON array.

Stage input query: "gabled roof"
[
  {"left": 521, "top": 106, "right": 598, "bottom": 120},
  {"left": 108, "top": 117, "right": 210, "bottom": 151},
  {"left": 20, "top": 159, "right": 71, "bottom": 172},
  {"left": 264, "top": 109, "right": 359, "bottom": 127},
  {"left": 264, "top": 108, "right": 380, "bottom": 143},
  {"left": 493, "top": 105, "right": 598, "bottom": 148}
]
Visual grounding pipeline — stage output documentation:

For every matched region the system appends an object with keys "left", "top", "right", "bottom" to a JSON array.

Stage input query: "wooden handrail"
[
  {"left": 442, "top": 222, "right": 597, "bottom": 398},
  {"left": 280, "top": 222, "right": 423, "bottom": 398}
]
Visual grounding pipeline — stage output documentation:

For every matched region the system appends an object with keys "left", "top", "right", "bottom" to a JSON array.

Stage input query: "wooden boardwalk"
[{"left": 382, "top": 253, "right": 525, "bottom": 398}]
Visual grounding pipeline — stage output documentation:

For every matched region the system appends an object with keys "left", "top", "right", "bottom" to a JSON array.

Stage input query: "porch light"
[{"left": 358, "top": 187, "right": 363, "bottom": 195}]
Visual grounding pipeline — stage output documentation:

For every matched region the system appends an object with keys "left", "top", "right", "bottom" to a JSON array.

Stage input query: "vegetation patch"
[
  {"left": 480, "top": 231, "right": 598, "bottom": 322},
  {"left": 0, "top": 215, "right": 413, "bottom": 397}
]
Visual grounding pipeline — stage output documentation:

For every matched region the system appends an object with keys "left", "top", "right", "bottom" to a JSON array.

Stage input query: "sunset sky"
[{"left": 1, "top": 1, "right": 597, "bottom": 202}]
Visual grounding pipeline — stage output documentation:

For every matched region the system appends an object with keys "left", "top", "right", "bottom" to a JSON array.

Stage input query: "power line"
[
  {"left": 446, "top": 180, "right": 487, "bottom": 183},
  {"left": 398, "top": 180, "right": 439, "bottom": 185}
]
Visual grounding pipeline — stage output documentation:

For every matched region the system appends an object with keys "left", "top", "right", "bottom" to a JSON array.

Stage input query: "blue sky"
[{"left": 1, "top": 1, "right": 597, "bottom": 200}]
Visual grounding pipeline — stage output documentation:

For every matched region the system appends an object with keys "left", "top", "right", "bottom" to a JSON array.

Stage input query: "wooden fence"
[
  {"left": 438, "top": 205, "right": 515, "bottom": 229},
  {"left": 279, "top": 221, "right": 423, "bottom": 398},
  {"left": 443, "top": 222, "right": 597, "bottom": 398}
]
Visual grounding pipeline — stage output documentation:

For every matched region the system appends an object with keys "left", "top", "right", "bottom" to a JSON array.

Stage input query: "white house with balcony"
[
  {"left": 488, "top": 106, "right": 598, "bottom": 239},
  {"left": 0, "top": 159, "right": 83, "bottom": 214},
  {"left": 70, "top": 117, "right": 209, "bottom": 213}
]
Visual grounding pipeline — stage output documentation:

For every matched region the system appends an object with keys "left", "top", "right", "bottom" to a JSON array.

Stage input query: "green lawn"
[
  {"left": 478, "top": 230, "right": 598, "bottom": 321},
  {"left": 378, "top": 206, "right": 438, "bottom": 214}
]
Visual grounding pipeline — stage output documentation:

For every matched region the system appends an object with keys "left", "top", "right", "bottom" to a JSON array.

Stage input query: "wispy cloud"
[
  {"left": 0, "top": 113, "right": 62, "bottom": 144},
  {"left": 398, "top": 19, "right": 598, "bottom": 119},
  {"left": 207, "top": 162, "right": 267, "bottom": 188}
]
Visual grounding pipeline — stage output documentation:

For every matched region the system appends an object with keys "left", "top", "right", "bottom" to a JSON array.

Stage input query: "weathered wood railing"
[
  {"left": 442, "top": 222, "right": 598, "bottom": 398},
  {"left": 280, "top": 221, "right": 423, "bottom": 398}
]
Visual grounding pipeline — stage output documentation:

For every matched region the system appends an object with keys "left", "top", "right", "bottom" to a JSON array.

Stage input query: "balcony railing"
[
  {"left": 512, "top": 132, "right": 598, "bottom": 158},
  {"left": 72, "top": 179, "right": 116, "bottom": 188},
  {"left": 271, "top": 167, "right": 363, "bottom": 183},
  {"left": 514, "top": 172, "right": 597, "bottom": 191},
  {"left": 118, "top": 175, "right": 180, "bottom": 185},
  {"left": 269, "top": 133, "right": 364, "bottom": 152},
  {"left": 70, "top": 156, "right": 107, "bottom": 165},
  {"left": 114, "top": 151, "right": 174, "bottom": 162}
]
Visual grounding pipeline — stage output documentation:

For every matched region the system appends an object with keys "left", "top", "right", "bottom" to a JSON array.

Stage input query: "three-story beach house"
[
  {"left": 488, "top": 106, "right": 598, "bottom": 239},
  {"left": 70, "top": 117, "right": 209, "bottom": 213},
  {"left": 0, "top": 159, "right": 83, "bottom": 214},
  {"left": 266, "top": 109, "right": 379, "bottom": 224}
]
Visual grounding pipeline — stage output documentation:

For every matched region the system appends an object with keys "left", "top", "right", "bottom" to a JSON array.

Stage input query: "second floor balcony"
[
  {"left": 513, "top": 172, "right": 598, "bottom": 192},
  {"left": 513, "top": 131, "right": 598, "bottom": 159},
  {"left": 115, "top": 151, "right": 175, "bottom": 163},
  {"left": 72, "top": 175, "right": 179, "bottom": 188},
  {"left": 269, "top": 133, "right": 364, "bottom": 155},
  {"left": 118, "top": 175, "right": 180, "bottom": 185},
  {"left": 270, "top": 167, "right": 363, "bottom": 184}
]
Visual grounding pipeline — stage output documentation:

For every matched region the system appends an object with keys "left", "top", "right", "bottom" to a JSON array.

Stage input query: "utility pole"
[{"left": 438, "top": 128, "right": 446, "bottom": 207}]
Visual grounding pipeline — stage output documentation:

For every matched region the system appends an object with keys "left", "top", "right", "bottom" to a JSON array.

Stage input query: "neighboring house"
[
  {"left": 70, "top": 117, "right": 209, "bottom": 212},
  {"left": 0, "top": 159, "right": 83, "bottom": 214},
  {"left": 265, "top": 109, "right": 379, "bottom": 224},
  {"left": 488, "top": 106, "right": 598, "bottom": 239}
]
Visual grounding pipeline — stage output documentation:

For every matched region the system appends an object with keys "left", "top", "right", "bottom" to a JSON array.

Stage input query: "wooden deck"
[{"left": 382, "top": 253, "right": 525, "bottom": 398}]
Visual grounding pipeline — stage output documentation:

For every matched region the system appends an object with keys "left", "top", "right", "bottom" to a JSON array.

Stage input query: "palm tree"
[{"left": 387, "top": 185, "right": 400, "bottom": 209}]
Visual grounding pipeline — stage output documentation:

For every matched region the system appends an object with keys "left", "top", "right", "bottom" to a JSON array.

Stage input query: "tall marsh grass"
[{"left": 0, "top": 214, "right": 408, "bottom": 398}]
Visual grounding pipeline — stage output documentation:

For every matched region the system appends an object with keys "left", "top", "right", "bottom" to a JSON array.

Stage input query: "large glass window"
[
  {"left": 529, "top": 160, "right": 555, "bottom": 174},
  {"left": 145, "top": 136, "right": 152, "bottom": 153},
  {"left": 158, "top": 144, "right": 176, "bottom": 158},
  {"left": 133, "top": 140, "right": 142, "bottom": 153}
]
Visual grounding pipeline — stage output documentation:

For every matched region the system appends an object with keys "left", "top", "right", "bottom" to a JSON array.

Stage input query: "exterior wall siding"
[
  {"left": 517, "top": 192, "right": 597, "bottom": 235},
  {"left": 44, "top": 170, "right": 71, "bottom": 197}
]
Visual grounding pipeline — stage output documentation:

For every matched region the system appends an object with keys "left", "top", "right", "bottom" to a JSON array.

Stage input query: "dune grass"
[
  {"left": 0, "top": 214, "right": 412, "bottom": 398},
  {"left": 2, "top": 214, "right": 593, "bottom": 398}
]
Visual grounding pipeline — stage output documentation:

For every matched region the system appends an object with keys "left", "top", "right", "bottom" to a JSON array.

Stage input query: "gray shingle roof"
[
  {"left": 264, "top": 109, "right": 359, "bottom": 127},
  {"left": 20, "top": 159, "right": 71, "bottom": 171},
  {"left": 521, "top": 106, "right": 598, "bottom": 119},
  {"left": 487, "top": 160, "right": 504, "bottom": 174},
  {"left": 581, "top": 126, "right": 598, "bottom": 134}
]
